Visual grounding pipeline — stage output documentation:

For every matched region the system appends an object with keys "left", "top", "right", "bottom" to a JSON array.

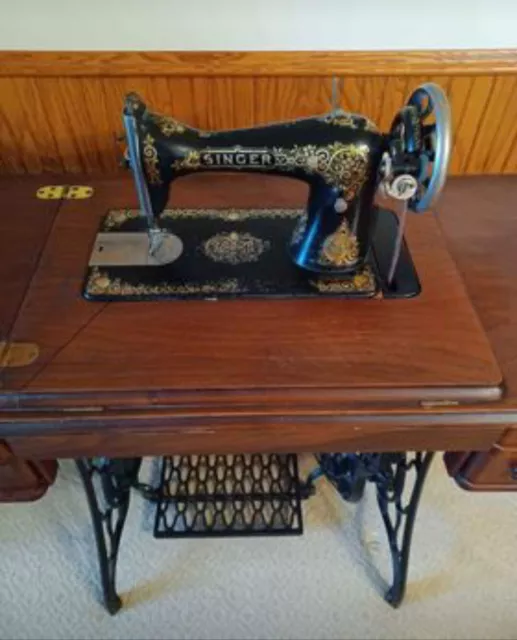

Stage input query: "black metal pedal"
[{"left": 153, "top": 454, "right": 304, "bottom": 538}]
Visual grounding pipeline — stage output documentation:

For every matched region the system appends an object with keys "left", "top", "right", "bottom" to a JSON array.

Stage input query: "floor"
[{"left": 1, "top": 456, "right": 516, "bottom": 640}]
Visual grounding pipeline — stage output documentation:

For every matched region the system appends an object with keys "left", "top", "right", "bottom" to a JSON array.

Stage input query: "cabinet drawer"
[
  {"left": 458, "top": 446, "right": 517, "bottom": 491},
  {"left": 0, "top": 440, "right": 58, "bottom": 502}
]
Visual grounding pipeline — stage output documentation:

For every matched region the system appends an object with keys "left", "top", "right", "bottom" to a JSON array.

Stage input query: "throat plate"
[{"left": 88, "top": 231, "right": 183, "bottom": 266}]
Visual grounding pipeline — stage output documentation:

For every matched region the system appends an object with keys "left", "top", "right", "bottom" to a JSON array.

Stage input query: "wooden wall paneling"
[
  {"left": 2, "top": 50, "right": 516, "bottom": 77},
  {"left": 0, "top": 79, "right": 29, "bottom": 173},
  {"left": 450, "top": 76, "right": 495, "bottom": 175},
  {"left": 481, "top": 77, "right": 517, "bottom": 174},
  {"left": 254, "top": 77, "right": 333, "bottom": 124},
  {"left": 465, "top": 76, "right": 517, "bottom": 174},
  {"left": 0, "top": 51, "right": 516, "bottom": 176},
  {"left": 167, "top": 78, "right": 196, "bottom": 124},
  {"left": 446, "top": 76, "right": 474, "bottom": 175},
  {"left": 3, "top": 79, "right": 48, "bottom": 173},
  {"left": 502, "top": 124, "right": 517, "bottom": 174},
  {"left": 355, "top": 76, "right": 389, "bottom": 126},
  {"left": 370, "top": 76, "right": 413, "bottom": 131},
  {"left": 190, "top": 78, "right": 255, "bottom": 129}
]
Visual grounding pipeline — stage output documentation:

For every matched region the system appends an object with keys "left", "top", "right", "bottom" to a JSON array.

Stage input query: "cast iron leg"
[
  {"left": 372, "top": 452, "right": 434, "bottom": 607},
  {"left": 315, "top": 451, "right": 434, "bottom": 607},
  {"left": 76, "top": 457, "right": 142, "bottom": 615}
]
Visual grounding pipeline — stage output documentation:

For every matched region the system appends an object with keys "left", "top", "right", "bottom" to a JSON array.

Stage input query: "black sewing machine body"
[
  {"left": 127, "top": 93, "right": 386, "bottom": 274},
  {"left": 83, "top": 84, "right": 451, "bottom": 301}
]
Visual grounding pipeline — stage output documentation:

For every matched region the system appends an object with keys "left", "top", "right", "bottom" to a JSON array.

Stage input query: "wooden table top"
[{"left": 0, "top": 173, "right": 516, "bottom": 457}]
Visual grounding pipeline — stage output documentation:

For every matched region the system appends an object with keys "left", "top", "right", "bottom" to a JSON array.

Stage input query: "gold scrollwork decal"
[
  {"left": 319, "top": 218, "right": 359, "bottom": 268},
  {"left": 323, "top": 112, "right": 378, "bottom": 132},
  {"left": 171, "top": 143, "right": 369, "bottom": 201},
  {"left": 103, "top": 208, "right": 304, "bottom": 231},
  {"left": 86, "top": 267, "right": 241, "bottom": 297},
  {"left": 152, "top": 114, "right": 186, "bottom": 137},
  {"left": 143, "top": 134, "right": 161, "bottom": 185},
  {"left": 201, "top": 232, "right": 271, "bottom": 265},
  {"left": 310, "top": 266, "right": 376, "bottom": 294}
]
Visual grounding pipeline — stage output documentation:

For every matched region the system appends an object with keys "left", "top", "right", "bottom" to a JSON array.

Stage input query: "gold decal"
[
  {"left": 104, "top": 207, "right": 305, "bottom": 231},
  {"left": 86, "top": 267, "right": 241, "bottom": 297},
  {"left": 310, "top": 266, "right": 376, "bottom": 294},
  {"left": 172, "top": 143, "right": 369, "bottom": 201},
  {"left": 152, "top": 114, "right": 186, "bottom": 137},
  {"left": 202, "top": 232, "right": 271, "bottom": 265},
  {"left": 323, "top": 112, "right": 378, "bottom": 133},
  {"left": 320, "top": 218, "right": 359, "bottom": 267},
  {"left": 143, "top": 134, "right": 161, "bottom": 185}
]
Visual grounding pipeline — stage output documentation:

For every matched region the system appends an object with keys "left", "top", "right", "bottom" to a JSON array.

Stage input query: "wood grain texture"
[
  {"left": 0, "top": 174, "right": 502, "bottom": 408},
  {"left": 447, "top": 442, "right": 517, "bottom": 491},
  {"left": 0, "top": 177, "right": 61, "bottom": 357},
  {"left": 1, "top": 174, "right": 517, "bottom": 462},
  {"left": 0, "top": 440, "right": 57, "bottom": 502},
  {"left": 1, "top": 55, "right": 516, "bottom": 176},
  {"left": 1, "top": 50, "right": 516, "bottom": 77}
]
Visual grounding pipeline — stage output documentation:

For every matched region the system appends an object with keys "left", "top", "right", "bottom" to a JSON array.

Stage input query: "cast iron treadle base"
[
  {"left": 313, "top": 451, "right": 434, "bottom": 608},
  {"left": 153, "top": 454, "right": 305, "bottom": 538}
]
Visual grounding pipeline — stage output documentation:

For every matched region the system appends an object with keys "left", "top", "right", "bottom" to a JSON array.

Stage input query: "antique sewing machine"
[{"left": 84, "top": 83, "right": 451, "bottom": 300}]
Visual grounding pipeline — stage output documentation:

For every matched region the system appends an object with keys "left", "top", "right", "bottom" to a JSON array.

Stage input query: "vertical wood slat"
[{"left": 0, "top": 73, "right": 516, "bottom": 175}]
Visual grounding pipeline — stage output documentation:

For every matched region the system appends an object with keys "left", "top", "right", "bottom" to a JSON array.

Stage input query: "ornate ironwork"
[
  {"left": 154, "top": 454, "right": 304, "bottom": 537},
  {"left": 76, "top": 457, "right": 142, "bottom": 615},
  {"left": 314, "top": 451, "right": 434, "bottom": 607}
]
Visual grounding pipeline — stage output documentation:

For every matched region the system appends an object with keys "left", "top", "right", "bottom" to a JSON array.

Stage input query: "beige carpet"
[{"left": 1, "top": 456, "right": 516, "bottom": 640}]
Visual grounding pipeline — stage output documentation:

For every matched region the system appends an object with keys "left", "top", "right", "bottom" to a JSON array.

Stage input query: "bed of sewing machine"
[{"left": 83, "top": 84, "right": 451, "bottom": 302}]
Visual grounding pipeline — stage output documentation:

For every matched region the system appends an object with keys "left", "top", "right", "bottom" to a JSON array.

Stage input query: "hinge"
[{"left": 0, "top": 342, "right": 39, "bottom": 368}]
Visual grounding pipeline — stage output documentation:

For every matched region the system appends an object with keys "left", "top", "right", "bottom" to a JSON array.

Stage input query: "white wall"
[{"left": 0, "top": 0, "right": 516, "bottom": 51}]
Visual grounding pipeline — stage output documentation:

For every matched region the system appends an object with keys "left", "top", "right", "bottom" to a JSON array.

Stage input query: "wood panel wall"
[{"left": 0, "top": 51, "right": 516, "bottom": 176}]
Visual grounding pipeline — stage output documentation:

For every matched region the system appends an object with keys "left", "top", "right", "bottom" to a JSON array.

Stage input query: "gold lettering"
[
  {"left": 222, "top": 154, "right": 234, "bottom": 165},
  {"left": 235, "top": 153, "right": 247, "bottom": 165},
  {"left": 261, "top": 153, "right": 274, "bottom": 166}
]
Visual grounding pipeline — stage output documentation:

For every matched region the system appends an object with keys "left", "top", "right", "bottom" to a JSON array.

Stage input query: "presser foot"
[
  {"left": 76, "top": 457, "right": 142, "bottom": 615},
  {"left": 312, "top": 451, "right": 434, "bottom": 607}
]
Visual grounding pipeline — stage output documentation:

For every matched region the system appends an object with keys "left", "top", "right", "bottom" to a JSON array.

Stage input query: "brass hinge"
[
  {"left": 36, "top": 185, "right": 94, "bottom": 200},
  {"left": 0, "top": 342, "right": 40, "bottom": 368}
]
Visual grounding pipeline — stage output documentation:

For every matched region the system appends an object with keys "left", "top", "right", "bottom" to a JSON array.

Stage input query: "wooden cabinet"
[
  {"left": 0, "top": 441, "right": 57, "bottom": 502},
  {"left": 444, "top": 429, "right": 517, "bottom": 491}
]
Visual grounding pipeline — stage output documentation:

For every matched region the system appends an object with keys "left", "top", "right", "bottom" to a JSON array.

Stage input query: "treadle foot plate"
[{"left": 153, "top": 454, "right": 304, "bottom": 538}]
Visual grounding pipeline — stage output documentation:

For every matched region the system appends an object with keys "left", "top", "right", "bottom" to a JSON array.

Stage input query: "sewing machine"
[{"left": 84, "top": 83, "right": 451, "bottom": 300}]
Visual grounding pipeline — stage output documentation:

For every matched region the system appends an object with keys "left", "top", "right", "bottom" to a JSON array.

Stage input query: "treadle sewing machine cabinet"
[{"left": 1, "top": 83, "right": 517, "bottom": 615}]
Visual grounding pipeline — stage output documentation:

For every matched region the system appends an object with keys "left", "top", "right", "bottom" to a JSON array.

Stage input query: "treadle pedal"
[{"left": 153, "top": 454, "right": 304, "bottom": 538}]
